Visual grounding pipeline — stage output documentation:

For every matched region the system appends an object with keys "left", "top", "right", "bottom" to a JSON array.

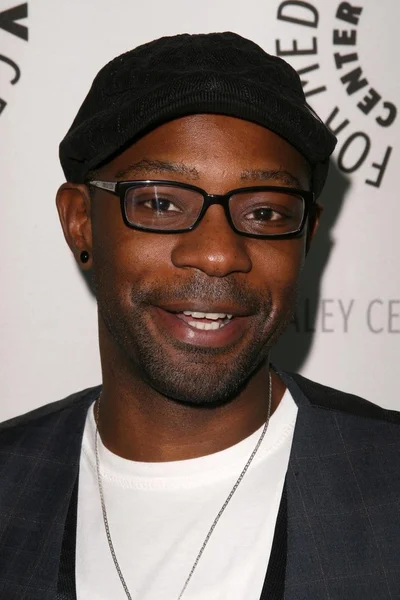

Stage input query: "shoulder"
[
  {"left": 281, "top": 373, "right": 400, "bottom": 470},
  {"left": 0, "top": 385, "right": 100, "bottom": 441},
  {"left": 282, "top": 371, "right": 400, "bottom": 424},
  {"left": 0, "top": 386, "right": 99, "bottom": 482}
]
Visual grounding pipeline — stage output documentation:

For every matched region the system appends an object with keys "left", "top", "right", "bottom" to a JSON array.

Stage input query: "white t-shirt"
[{"left": 76, "top": 390, "right": 298, "bottom": 600}]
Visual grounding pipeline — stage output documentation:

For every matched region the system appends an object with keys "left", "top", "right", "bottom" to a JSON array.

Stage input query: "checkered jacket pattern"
[{"left": 0, "top": 374, "right": 399, "bottom": 599}]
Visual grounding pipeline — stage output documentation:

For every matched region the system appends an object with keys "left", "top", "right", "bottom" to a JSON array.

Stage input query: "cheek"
[
  {"left": 91, "top": 205, "right": 175, "bottom": 299},
  {"left": 250, "top": 238, "right": 306, "bottom": 299}
]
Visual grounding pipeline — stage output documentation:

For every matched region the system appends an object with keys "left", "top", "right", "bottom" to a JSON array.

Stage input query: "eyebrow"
[
  {"left": 114, "top": 161, "right": 302, "bottom": 188},
  {"left": 114, "top": 159, "right": 200, "bottom": 180},
  {"left": 240, "top": 169, "right": 302, "bottom": 188}
]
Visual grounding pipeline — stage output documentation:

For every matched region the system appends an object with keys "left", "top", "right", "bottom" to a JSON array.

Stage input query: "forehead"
[{"left": 101, "top": 114, "right": 310, "bottom": 188}]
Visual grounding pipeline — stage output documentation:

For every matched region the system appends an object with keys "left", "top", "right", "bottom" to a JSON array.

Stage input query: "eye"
[
  {"left": 143, "top": 196, "right": 181, "bottom": 213},
  {"left": 129, "top": 189, "right": 187, "bottom": 215},
  {"left": 230, "top": 191, "right": 305, "bottom": 235},
  {"left": 245, "top": 206, "right": 292, "bottom": 222}
]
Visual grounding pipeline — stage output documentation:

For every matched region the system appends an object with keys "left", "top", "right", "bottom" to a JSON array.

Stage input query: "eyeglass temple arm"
[{"left": 89, "top": 180, "right": 118, "bottom": 193}]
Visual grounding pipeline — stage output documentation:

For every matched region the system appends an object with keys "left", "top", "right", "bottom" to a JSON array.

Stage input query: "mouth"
[{"left": 152, "top": 306, "right": 251, "bottom": 349}]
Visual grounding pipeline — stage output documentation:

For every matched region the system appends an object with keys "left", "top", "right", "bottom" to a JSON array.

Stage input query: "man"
[{"left": 1, "top": 32, "right": 399, "bottom": 600}]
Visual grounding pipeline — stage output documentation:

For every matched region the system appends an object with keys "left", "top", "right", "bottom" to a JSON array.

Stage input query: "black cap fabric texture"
[{"left": 59, "top": 32, "right": 337, "bottom": 196}]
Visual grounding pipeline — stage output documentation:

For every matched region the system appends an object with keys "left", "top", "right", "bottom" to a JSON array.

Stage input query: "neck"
[{"left": 97, "top": 327, "right": 285, "bottom": 463}]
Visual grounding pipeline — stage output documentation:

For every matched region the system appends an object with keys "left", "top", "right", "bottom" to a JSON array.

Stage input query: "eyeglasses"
[{"left": 89, "top": 179, "right": 315, "bottom": 239}]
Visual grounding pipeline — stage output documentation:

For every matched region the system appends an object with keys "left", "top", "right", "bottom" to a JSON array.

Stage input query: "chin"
[{"left": 136, "top": 341, "right": 267, "bottom": 407}]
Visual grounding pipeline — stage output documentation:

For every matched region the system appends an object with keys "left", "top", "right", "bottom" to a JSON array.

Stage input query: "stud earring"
[{"left": 80, "top": 250, "right": 90, "bottom": 264}]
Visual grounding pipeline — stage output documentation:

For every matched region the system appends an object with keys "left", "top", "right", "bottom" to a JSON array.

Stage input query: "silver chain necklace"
[{"left": 94, "top": 372, "right": 272, "bottom": 600}]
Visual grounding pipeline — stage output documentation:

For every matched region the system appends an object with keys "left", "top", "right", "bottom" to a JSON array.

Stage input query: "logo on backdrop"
[
  {"left": 0, "top": 3, "right": 28, "bottom": 115},
  {"left": 275, "top": 1, "right": 396, "bottom": 187},
  {"left": 289, "top": 298, "right": 400, "bottom": 334}
]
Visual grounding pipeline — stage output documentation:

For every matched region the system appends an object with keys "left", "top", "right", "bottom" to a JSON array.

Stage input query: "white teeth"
[
  {"left": 188, "top": 320, "right": 227, "bottom": 331},
  {"left": 182, "top": 311, "right": 233, "bottom": 320}
]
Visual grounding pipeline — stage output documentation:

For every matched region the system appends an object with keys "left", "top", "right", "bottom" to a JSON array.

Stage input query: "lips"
[{"left": 152, "top": 306, "right": 250, "bottom": 348}]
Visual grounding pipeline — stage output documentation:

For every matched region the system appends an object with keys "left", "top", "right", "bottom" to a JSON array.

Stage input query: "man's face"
[{"left": 87, "top": 115, "right": 313, "bottom": 405}]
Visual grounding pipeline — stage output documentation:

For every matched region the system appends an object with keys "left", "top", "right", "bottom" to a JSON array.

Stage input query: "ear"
[
  {"left": 56, "top": 183, "right": 93, "bottom": 269},
  {"left": 305, "top": 202, "right": 322, "bottom": 255}
]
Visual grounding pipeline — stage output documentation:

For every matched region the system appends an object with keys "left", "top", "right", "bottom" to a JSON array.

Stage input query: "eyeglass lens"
[{"left": 124, "top": 184, "right": 305, "bottom": 235}]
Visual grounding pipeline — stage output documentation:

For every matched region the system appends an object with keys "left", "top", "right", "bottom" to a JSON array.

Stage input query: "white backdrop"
[{"left": 1, "top": 0, "right": 399, "bottom": 420}]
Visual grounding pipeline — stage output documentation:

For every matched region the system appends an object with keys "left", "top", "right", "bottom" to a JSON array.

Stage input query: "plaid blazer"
[{"left": 0, "top": 373, "right": 399, "bottom": 600}]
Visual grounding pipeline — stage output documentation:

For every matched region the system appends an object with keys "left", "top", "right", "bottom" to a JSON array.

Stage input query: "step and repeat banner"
[{"left": 1, "top": 0, "right": 399, "bottom": 420}]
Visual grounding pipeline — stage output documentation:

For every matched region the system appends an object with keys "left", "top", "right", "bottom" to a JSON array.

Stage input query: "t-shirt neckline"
[{"left": 82, "top": 388, "right": 297, "bottom": 487}]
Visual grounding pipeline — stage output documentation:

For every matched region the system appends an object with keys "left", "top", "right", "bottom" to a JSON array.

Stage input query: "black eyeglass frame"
[{"left": 89, "top": 179, "right": 315, "bottom": 240}]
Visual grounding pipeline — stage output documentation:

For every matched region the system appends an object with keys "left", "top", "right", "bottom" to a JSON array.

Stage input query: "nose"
[{"left": 171, "top": 205, "right": 252, "bottom": 277}]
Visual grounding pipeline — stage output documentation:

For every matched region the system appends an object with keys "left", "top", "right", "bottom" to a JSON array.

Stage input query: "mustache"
[{"left": 131, "top": 274, "right": 271, "bottom": 313}]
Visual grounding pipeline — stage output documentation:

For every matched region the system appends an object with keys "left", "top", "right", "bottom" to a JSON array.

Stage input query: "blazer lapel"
[
  {"left": 258, "top": 371, "right": 309, "bottom": 600},
  {"left": 56, "top": 478, "right": 79, "bottom": 600},
  {"left": 278, "top": 373, "right": 331, "bottom": 598},
  {"left": 259, "top": 482, "right": 287, "bottom": 599}
]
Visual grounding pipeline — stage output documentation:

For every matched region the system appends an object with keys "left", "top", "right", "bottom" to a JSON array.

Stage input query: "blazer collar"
[{"left": 277, "top": 370, "right": 312, "bottom": 409}]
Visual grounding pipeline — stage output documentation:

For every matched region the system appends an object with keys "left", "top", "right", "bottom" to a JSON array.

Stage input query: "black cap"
[{"left": 59, "top": 32, "right": 336, "bottom": 196}]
